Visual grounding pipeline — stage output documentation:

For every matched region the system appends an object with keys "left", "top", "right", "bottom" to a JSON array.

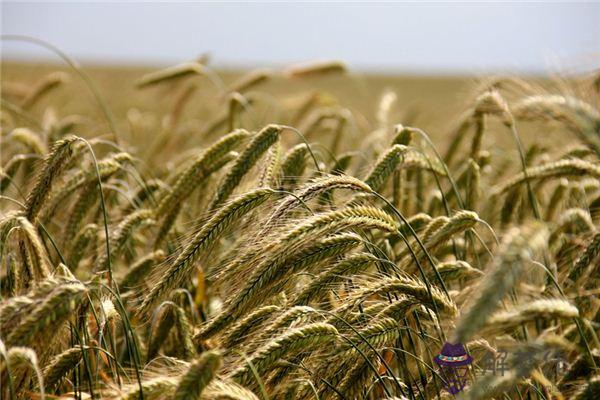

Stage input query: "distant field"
[{"left": 2, "top": 61, "right": 472, "bottom": 137}]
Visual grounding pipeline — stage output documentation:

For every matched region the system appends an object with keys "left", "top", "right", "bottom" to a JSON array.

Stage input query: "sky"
[{"left": 1, "top": 1, "right": 599, "bottom": 74}]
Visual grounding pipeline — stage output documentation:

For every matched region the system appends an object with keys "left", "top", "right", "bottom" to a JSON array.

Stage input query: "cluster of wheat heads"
[{"left": 1, "top": 60, "right": 600, "bottom": 400}]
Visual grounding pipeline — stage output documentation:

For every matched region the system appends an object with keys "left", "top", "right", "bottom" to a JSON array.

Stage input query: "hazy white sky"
[{"left": 2, "top": 1, "right": 599, "bottom": 74}]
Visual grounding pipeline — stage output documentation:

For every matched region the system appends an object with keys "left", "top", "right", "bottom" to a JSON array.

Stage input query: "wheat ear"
[
  {"left": 565, "top": 232, "right": 600, "bottom": 284},
  {"left": 174, "top": 350, "right": 222, "bottom": 400},
  {"left": 268, "top": 175, "right": 372, "bottom": 225},
  {"left": 284, "top": 60, "right": 347, "bottom": 78},
  {"left": 96, "top": 209, "right": 155, "bottom": 271},
  {"left": 21, "top": 71, "right": 68, "bottom": 109},
  {"left": 220, "top": 305, "right": 281, "bottom": 349},
  {"left": 7, "top": 282, "right": 87, "bottom": 347},
  {"left": 204, "top": 232, "right": 363, "bottom": 339},
  {"left": 364, "top": 144, "right": 408, "bottom": 192},
  {"left": 484, "top": 298, "right": 579, "bottom": 332},
  {"left": 196, "top": 208, "right": 396, "bottom": 340},
  {"left": 136, "top": 61, "right": 204, "bottom": 88},
  {"left": 230, "top": 322, "right": 338, "bottom": 385},
  {"left": 118, "top": 250, "right": 166, "bottom": 293},
  {"left": 451, "top": 224, "right": 548, "bottom": 344},
  {"left": 9, "top": 127, "right": 47, "bottom": 154},
  {"left": 202, "top": 380, "right": 259, "bottom": 400},
  {"left": 229, "top": 68, "right": 272, "bottom": 94},
  {"left": 209, "top": 124, "right": 281, "bottom": 210},
  {"left": 42, "top": 346, "right": 83, "bottom": 390},
  {"left": 156, "top": 129, "right": 250, "bottom": 216},
  {"left": 280, "top": 143, "right": 309, "bottom": 189},
  {"left": 67, "top": 223, "right": 98, "bottom": 271},
  {"left": 292, "top": 253, "right": 377, "bottom": 305},
  {"left": 493, "top": 159, "right": 600, "bottom": 195},
  {"left": 140, "top": 188, "right": 275, "bottom": 314},
  {"left": 25, "top": 135, "right": 78, "bottom": 221}
]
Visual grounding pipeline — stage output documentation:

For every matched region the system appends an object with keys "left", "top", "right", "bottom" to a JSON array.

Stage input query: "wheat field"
[{"left": 1, "top": 57, "right": 599, "bottom": 400}]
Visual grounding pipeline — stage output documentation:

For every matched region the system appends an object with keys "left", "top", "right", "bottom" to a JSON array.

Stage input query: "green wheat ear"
[
  {"left": 25, "top": 135, "right": 79, "bottom": 222},
  {"left": 7, "top": 281, "right": 87, "bottom": 347},
  {"left": 209, "top": 124, "right": 281, "bottom": 211},
  {"left": 451, "top": 223, "right": 548, "bottom": 344},
  {"left": 280, "top": 143, "right": 309, "bottom": 189},
  {"left": 364, "top": 144, "right": 408, "bottom": 192},
  {"left": 230, "top": 322, "right": 339, "bottom": 385},
  {"left": 43, "top": 346, "right": 84, "bottom": 390},
  {"left": 140, "top": 188, "right": 275, "bottom": 315},
  {"left": 174, "top": 350, "right": 222, "bottom": 400},
  {"left": 155, "top": 129, "right": 250, "bottom": 216}
]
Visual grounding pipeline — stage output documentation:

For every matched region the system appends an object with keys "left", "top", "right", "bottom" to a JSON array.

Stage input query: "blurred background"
[
  {"left": 1, "top": 2, "right": 599, "bottom": 145},
  {"left": 2, "top": 2, "right": 599, "bottom": 74}
]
